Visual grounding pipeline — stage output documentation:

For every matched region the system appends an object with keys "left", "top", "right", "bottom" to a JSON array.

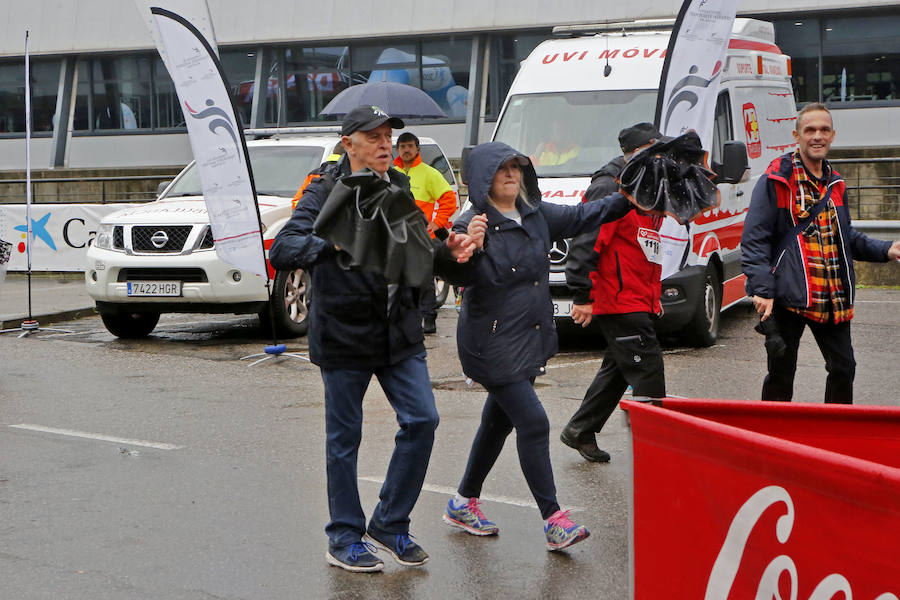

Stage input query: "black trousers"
[
  {"left": 565, "top": 312, "right": 666, "bottom": 436},
  {"left": 761, "top": 305, "right": 855, "bottom": 404},
  {"left": 419, "top": 279, "right": 437, "bottom": 321}
]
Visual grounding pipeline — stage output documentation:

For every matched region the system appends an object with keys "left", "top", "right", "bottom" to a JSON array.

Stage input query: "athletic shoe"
[
  {"left": 325, "top": 541, "right": 384, "bottom": 572},
  {"left": 560, "top": 425, "right": 611, "bottom": 463},
  {"left": 442, "top": 497, "right": 500, "bottom": 536},
  {"left": 544, "top": 510, "right": 590, "bottom": 551},
  {"left": 365, "top": 527, "right": 429, "bottom": 566}
]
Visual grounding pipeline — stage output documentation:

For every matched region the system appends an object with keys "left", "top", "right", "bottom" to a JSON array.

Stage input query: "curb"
[{"left": 0, "top": 306, "right": 97, "bottom": 331}]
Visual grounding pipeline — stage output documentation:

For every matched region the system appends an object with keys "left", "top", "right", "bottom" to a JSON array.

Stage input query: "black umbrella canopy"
[{"left": 319, "top": 81, "right": 446, "bottom": 119}]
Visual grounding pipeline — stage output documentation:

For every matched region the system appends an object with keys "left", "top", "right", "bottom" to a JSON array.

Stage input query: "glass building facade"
[{"left": 1, "top": 8, "right": 899, "bottom": 139}]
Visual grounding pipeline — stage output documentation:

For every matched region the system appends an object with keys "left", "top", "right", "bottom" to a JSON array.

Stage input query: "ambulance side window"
[{"left": 711, "top": 91, "right": 733, "bottom": 165}]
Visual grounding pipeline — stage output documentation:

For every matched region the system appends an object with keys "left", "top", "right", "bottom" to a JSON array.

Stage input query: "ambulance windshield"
[{"left": 494, "top": 90, "right": 657, "bottom": 178}]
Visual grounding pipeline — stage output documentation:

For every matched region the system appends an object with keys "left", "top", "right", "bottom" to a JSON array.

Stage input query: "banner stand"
[
  {"left": 0, "top": 31, "right": 73, "bottom": 339},
  {"left": 239, "top": 281, "right": 310, "bottom": 367}
]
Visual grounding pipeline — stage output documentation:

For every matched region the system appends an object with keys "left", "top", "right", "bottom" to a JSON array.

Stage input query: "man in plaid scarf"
[{"left": 742, "top": 103, "right": 900, "bottom": 404}]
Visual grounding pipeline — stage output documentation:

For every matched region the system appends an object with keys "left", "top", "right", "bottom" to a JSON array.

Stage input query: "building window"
[
  {"left": 421, "top": 38, "right": 471, "bottom": 118},
  {"left": 218, "top": 47, "right": 261, "bottom": 127},
  {"left": 152, "top": 56, "right": 181, "bottom": 129},
  {"left": 0, "top": 58, "right": 60, "bottom": 134},
  {"left": 283, "top": 46, "right": 353, "bottom": 124},
  {"left": 487, "top": 31, "right": 551, "bottom": 118},
  {"left": 770, "top": 11, "right": 900, "bottom": 106},
  {"left": 822, "top": 14, "right": 900, "bottom": 103}
]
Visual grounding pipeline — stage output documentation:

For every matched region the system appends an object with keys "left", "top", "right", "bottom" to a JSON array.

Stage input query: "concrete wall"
[{"left": 3, "top": 0, "right": 898, "bottom": 57}]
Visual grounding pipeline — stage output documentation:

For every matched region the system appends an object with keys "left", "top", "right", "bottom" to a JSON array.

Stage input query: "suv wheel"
[
  {"left": 100, "top": 311, "right": 160, "bottom": 338},
  {"left": 261, "top": 268, "right": 310, "bottom": 338}
]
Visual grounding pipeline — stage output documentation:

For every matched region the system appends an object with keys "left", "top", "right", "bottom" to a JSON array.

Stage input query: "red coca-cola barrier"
[{"left": 621, "top": 398, "right": 900, "bottom": 599}]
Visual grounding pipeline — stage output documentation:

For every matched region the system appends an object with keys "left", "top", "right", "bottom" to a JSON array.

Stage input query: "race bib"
[{"left": 637, "top": 227, "right": 662, "bottom": 265}]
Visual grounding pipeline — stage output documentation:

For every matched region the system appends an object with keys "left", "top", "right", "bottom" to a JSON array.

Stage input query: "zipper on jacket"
[
  {"left": 771, "top": 249, "right": 787, "bottom": 273},
  {"left": 491, "top": 319, "right": 497, "bottom": 334},
  {"left": 615, "top": 252, "right": 623, "bottom": 296}
]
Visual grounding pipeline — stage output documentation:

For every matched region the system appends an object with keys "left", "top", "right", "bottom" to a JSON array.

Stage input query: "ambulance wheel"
[
  {"left": 434, "top": 276, "right": 451, "bottom": 307},
  {"left": 682, "top": 266, "right": 721, "bottom": 347}
]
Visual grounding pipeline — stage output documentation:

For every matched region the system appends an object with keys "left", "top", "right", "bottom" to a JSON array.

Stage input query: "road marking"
[
  {"left": 8, "top": 424, "right": 183, "bottom": 450},
  {"left": 358, "top": 476, "right": 583, "bottom": 512}
]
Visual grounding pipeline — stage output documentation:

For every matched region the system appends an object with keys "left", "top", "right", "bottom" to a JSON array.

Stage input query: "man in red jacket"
[{"left": 560, "top": 123, "right": 667, "bottom": 463}]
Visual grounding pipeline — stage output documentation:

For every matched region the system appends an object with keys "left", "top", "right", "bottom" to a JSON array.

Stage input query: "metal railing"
[
  {"left": 0, "top": 174, "right": 173, "bottom": 204},
  {"left": 829, "top": 157, "right": 900, "bottom": 221}
]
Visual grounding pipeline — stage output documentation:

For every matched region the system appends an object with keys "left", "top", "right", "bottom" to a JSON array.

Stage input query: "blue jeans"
[
  {"left": 458, "top": 379, "right": 560, "bottom": 519},
  {"left": 320, "top": 352, "right": 439, "bottom": 549}
]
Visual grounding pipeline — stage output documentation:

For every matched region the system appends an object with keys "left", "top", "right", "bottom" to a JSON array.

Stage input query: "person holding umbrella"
[
  {"left": 441, "top": 141, "right": 632, "bottom": 550},
  {"left": 270, "top": 105, "right": 476, "bottom": 573}
]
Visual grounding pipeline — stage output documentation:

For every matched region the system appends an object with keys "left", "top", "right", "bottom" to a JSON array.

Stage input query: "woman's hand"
[{"left": 467, "top": 213, "right": 488, "bottom": 249}]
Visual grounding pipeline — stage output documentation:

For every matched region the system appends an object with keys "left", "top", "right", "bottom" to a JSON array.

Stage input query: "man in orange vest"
[{"left": 393, "top": 132, "right": 458, "bottom": 333}]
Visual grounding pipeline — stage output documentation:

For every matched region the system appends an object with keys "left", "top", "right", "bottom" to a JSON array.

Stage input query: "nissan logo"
[
  {"left": 150, "top": 230, "right": 169, "bottom": 249},
  {"left": 548, "top": 240, "right": 569, "bottom": 264}
]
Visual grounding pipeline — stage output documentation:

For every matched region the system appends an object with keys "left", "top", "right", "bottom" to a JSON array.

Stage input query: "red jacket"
[{"left": 588, "top": 211, "right": 663, "bottom": 315}]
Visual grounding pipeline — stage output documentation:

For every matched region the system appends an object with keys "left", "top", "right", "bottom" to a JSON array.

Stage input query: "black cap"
[
  {"left": 341, "top": 105, "right": 405, "bottom": 136},
  {"left": 619, "top": 122, "right": 663, "bottom": 153}
]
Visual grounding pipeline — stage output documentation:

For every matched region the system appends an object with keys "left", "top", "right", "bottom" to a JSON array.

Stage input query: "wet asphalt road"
[{"left": 2, "top": 289, "right": 899, "bottom": 599}]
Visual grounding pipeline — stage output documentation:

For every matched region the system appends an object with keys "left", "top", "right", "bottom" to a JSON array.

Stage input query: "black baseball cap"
[
  {"left": 619, "top": 122, "right": 665, "bottom": 153},
  {"left": 341, "top": 105, "right": 405, "bottom": 136}
]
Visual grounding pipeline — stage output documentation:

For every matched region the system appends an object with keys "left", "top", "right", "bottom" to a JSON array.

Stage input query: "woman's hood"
[{"left": 464, "top": 142, "right": 542, "bottom": 213}]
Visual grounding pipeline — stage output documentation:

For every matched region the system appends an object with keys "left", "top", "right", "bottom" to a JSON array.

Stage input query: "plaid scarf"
[{"left": 786, "top": 150, "right": 852, "bottom": 323}]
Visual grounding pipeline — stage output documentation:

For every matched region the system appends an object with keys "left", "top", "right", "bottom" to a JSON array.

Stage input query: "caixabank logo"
[{"left": 14, "top": 212, "right": 57, "bottom": 253}]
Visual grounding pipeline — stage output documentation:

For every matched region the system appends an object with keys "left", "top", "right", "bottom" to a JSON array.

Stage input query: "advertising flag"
[
  {"left": 655, "top": 0, "right": 739, "bottom": 280},
  {"left": 138, "top": 4, "right": 266, "bottom": 277}
]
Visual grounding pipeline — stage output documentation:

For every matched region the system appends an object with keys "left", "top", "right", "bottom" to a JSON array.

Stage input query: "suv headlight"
[{"left": 94, "top": 223, "right": 114, "bottom": 250}]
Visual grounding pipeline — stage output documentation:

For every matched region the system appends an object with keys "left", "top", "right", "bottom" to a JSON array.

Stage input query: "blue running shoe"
[
  {"left": 544, "top": 510, "right": 590, "bottom": 551},
  {"left": 366, "top": 527, "right": 429, "bottom": 566},
  {"left": 442, "top": 497, "right": 499, "bottom": 536},
  {"left": 325, "top": 540, "right": 383, "bottom": 572}
]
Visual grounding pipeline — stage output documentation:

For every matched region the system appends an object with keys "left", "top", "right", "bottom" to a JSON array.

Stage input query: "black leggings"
[{"left": 457, "top": 379, "right": 560, "bottom": 519}]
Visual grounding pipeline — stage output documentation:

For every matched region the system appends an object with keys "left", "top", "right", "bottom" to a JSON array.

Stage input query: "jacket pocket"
[{"left": 772, "top": 240, "right": 808, "bottom": 307}]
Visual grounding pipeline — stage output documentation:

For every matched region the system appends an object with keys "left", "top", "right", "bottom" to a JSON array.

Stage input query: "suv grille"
[
  {"left": 112, "top": 226, "right": 124, "bottom": 250},
  {"left": 117, "top": 268, "right": 208, "bottom": 282},
  {"left": 199, "top": 226, "right": 215, "bottom": 249},
  {"left": 131, "top": 225, "right": 192, "bottom": 253}
]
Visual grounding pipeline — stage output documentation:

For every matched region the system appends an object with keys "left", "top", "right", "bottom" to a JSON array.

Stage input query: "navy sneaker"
[
  {"left": 325, "top": 541, "right": 384, "bottom": 573},
  {"left": 365, "top": 527, "right": 429, "bottom": 566}
]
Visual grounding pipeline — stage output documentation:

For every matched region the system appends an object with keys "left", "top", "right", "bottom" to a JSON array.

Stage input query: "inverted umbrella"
[
  {"left": 319, "top": 81, "right": 447, "bottom": 118},
  {"left": 618, "top": 131, "right": 720, "bottom": 225},
  {"left": 313, "top": 169, "right": 435, "bottom": 288}
]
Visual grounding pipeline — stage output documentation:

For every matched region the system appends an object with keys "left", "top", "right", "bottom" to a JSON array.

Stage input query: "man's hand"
[
  {"left": 446, "top": 231, "right": 477, "bottom": 263},
  {"left": 427, "top": 222, "right": 439, "bottom": 234},
  {"left": 467, "top": 213, "right": 488, "bottom": 249},
  {"left": 889, "top": 239, "right": 900, "bottom": 261},
  {"left": 571, "top": 303, "right": 593, "bottom": 328},
  {"left": 752, "top": 295, "right": 774, "bottom": 321}
]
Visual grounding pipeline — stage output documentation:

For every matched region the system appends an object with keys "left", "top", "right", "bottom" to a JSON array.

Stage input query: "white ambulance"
[{"left": 491, "top": 18, "right": 797, "bottom": 345}]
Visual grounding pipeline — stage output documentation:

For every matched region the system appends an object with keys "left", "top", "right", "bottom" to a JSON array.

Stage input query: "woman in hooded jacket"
[{"left": 441, "top": 141, "right": 632, "bottom": 550}]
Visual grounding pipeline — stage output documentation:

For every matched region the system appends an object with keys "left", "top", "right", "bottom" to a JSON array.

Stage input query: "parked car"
[{"left": 85, "top": 133, "right": 457, "bottom": 338}]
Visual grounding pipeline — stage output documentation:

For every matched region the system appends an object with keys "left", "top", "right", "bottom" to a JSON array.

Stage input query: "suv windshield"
[
  {"left": 164, "top": 145, "right": 326, "bottom": 198},
  {"left": 493, "top": 90, "right": 658, "bottom": 178}
]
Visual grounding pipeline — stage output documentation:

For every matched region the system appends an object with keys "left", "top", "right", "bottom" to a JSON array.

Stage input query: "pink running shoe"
[{"left": 544, "top": 509, "right": 590, "bottom": 551}]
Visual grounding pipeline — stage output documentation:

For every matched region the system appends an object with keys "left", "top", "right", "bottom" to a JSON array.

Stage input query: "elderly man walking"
[{"left": 270, "top": 105, "right": 476, "bottom": 572}]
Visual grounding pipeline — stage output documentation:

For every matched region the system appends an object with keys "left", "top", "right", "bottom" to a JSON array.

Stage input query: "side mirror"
[
  {"left": 459, "top": 146, "right": 475, "bottom": 185},
  {"left": 156, "top": 180, "right": 172, "bottom": 198},
  {"left": 714, "top": 141, "right": 750, "bottom": 184}
]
